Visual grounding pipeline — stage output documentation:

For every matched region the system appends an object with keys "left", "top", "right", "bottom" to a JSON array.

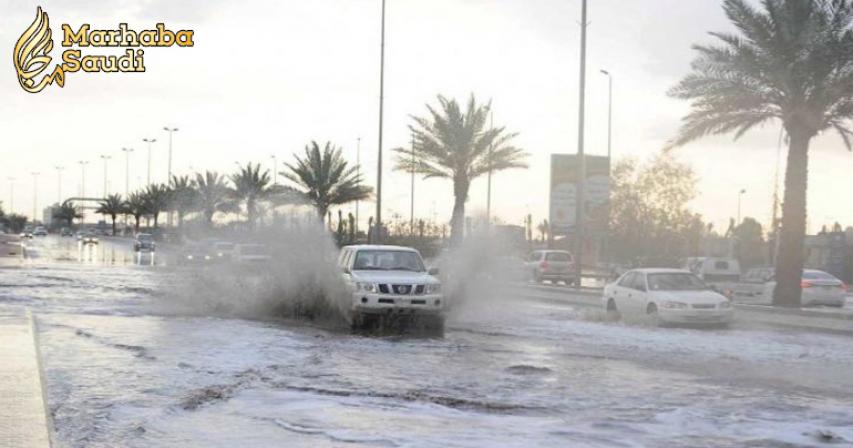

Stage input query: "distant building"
[{"left": 804, "top": 231, "right": 851, "bottom": 282}]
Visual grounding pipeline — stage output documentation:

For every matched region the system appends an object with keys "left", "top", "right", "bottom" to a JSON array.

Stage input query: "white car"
[
  {"left": 603, "top": 268, "right": 734, "bottom": 326},
  {"left": 735, "top": 268, "right": 846, "bottom": 307},
  {"left": 32, "top": 226, "right": 48, "bottom": 237},
  {"left": 339, "top": 245, "right": 445, "bottom": 330}
]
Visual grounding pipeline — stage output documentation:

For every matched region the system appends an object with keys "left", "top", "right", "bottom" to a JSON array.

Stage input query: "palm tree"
[
  {"left": 282, "top": 141, "right": 372, "bottom": 221},
  {"left": 667, "top": 0, "right": 853, "bottom": 307},
  {"left": 230, "top": 163, "right": 279, "bottom": 227},
  {"left": 395, "top": 95, "right": 528, "bottom": 244},
  {"left": 169, "top": 175, "right": 197, "bottom": 228},
  {"left": 142, "top": 184, "right": 170, "bottom": 228},
  {"left": 53, "top": 202, "right": 82, "bottom": 228},
  {"left": 126, "top": 192, "right": 146, "bottom": 232},
  {"left": 96, "top": 194, "right": 125, "bottom": 235},
  {"left": 537, "top": 219, "right": 550, "bottom": 242},
  {"left": 194, "top": 171, "right": 232, "bottom": 227}
]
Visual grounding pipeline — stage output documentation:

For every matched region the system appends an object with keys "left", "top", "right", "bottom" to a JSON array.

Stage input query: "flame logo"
[{"left": 13, "top": 7, "right": 65, "bottom": 93}]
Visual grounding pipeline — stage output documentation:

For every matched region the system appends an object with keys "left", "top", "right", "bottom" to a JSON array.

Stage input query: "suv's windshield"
[
  {"left": 647, "top": 273, "right": 708, "bottom": 291},
  {"left": 353, "top": 250, "right": 425, "bottom": 272}
]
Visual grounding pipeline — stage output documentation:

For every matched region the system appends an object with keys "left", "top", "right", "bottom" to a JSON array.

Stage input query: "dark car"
[
  {"left": 133, "top": 233, "right": 156, "bottom": 252},
  {"left": 60, "top": 227, "right": 73, "bottom": 237},
  {"left": 177, "top": 243, "right": 212, "bottom": 265}
]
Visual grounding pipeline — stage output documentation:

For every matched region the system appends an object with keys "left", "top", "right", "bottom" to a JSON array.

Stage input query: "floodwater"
[{"left": 3, "top": 237, "right": 853, "bottom": 447}]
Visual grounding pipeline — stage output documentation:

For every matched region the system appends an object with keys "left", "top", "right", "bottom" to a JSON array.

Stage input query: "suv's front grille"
[
  {"left": 377, "top": 284, "right": 424, "bottom": 295},
  {"left": 378, "top": 284, "right": 389, "bottom": 294},
  {"left": 392, "top": 284, "right": 412, "bottom": 295}
]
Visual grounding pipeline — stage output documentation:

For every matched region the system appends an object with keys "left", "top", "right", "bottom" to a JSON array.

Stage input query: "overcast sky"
[{"left": 1, "top": 0, "right": 851, "bottom": 233}]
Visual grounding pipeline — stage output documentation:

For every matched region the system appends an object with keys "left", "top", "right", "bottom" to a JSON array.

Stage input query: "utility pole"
[
  {"left": 574, "top": 0, "right": 588, "bottom": 289},
  {"left": 374, "top": 0, "right": 386, "bottom": 243},
  {"left": 55, "top": 166, "right": 64, "bottom": 204},
  {"left": 100, "top": 155, "right": 111, "bottom": 198},
  {"left": 356, "top": 136, "right": 361, "bottom": 235},
  {"left": 600, "top": 70, "right": 613, "bottom": 160},
  {"left": 31, "top": 172, "right": 39, "bottom": 223},
  {"left": 410, "top": 132, "right": 415, "bottom": 232},
  {"left": 142, "top": 138, "right": 156, "bottom": 185},
  {"left": 270, "top": 154, "right": 278, "bottom": 185},
  {"left": 486, "top": 110, "right": 494, "bottom": 228}
]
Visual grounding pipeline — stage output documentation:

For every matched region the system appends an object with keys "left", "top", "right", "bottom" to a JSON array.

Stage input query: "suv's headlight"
[
  {"left": 357, "top": 282, "right": 378, "bottom": 293},
  {"left": 719, "top": 301, "right": 732, "bottom": 309},
  {"left": 661, "top": 301, "right": 688, "bottom": 309},
  {"left": 425, "top": 283, "right": 442, "bottom": 294}
]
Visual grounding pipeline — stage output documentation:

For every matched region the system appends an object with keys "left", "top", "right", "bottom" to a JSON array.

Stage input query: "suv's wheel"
[
  {"left": 646, "top": 303, "right": 661, "bottom": 326},
  {"left": 605, "top": 299, "right": 620, "bottom": 320}
]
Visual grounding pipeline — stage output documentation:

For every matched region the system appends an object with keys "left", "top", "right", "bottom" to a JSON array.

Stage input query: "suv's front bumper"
[{"left": 351, "top": 292, "right": 444, "bottom": 315}]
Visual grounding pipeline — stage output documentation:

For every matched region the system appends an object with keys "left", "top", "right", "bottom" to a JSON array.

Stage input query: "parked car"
[
  {"left": 32, "top": 226, "right": 48, "bottom": 237},
  {"left": 339, "top": 245, "right": 445, "bottom": 331},
  {"left": 734, "top": 268, "right": 846, "bottom": 307},
  {"left": 133, "top": 233, "right": 156, "bottom": 252},
  {"left": 232, "top": 243, "right": 271, "bottom": 264},
  {"left": 684, "top": 257, "right": 741, "bottom": 296},
  {"left": 60, "top": 227, "right": 73, "bottom": 237},
  {"left": 603, "top": 268, "right": 734, "bottom": 326},
  {"left": 525, "top": 250, "right": 577, "bottom": 285}
]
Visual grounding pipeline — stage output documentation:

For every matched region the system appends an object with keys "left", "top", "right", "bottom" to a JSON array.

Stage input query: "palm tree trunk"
[
  {"left": 450, "top": 177, "right": 469, "bottom": 246},
  {"left": 111, "top": 215, "right": 116, "bottom": 236},
  {"left": 773, "top": 128, "right": 810, "bottom": 307},
  {"left": 134, "top": 216, "right": 141, "bottom": 232}
]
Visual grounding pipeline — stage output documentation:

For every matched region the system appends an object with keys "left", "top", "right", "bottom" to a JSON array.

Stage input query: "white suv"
[{"left": 339, "top": 245, "right": 445, "bottom": 330}]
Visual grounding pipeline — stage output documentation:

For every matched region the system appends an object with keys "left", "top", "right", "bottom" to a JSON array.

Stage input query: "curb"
[{"left": 27, "top": 311, "right": 54, "bottom": 448}]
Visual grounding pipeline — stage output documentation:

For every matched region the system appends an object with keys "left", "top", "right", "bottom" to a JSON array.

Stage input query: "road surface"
[{"left": 2, "top": 236, "right": 852, "bottom": 447}]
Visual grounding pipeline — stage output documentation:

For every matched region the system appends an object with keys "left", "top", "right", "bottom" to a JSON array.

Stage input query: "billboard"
[{"left": 549, "top": 154, "right": 610, "bottom": 237}]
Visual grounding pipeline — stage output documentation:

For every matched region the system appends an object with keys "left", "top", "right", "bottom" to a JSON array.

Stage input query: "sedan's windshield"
[
  {"left": 647, "top": 273, "right": 708, "bottom": 291},
  {"left": 353, "top": 250, "right": 425, "bottom": 272}
]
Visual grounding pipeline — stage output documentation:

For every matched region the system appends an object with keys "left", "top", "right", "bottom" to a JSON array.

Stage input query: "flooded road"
[{"left": 3, "top": 237, "right": 853, "bottom": 447}]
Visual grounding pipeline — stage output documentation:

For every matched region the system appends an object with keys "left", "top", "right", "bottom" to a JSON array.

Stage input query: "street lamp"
[
  {"left": 375, "top": 0, "right": 387, "bottom": 243},
  {"left": 599, "top": 69, "right": 613, "bottom": 160},
  {"left": 356, "top": 136, "right": 361, "bottom": 234},
  {"left": 737, "top": 189, "right": 746, "bottom": 225},
  {"left": 574, "top": 0, "right": 589, "bottom": 289},
  {"left": 270, "top": 154, "right": 278, "bottom": 185},
  {"left": 142, "top": 138, "right": 156, "bottom": 185},
  {"left": 55, "top": 166, "right": 64, "bottom": 204},
  {"left": 100, "top": 155, "right": 112, "bottom": 198},
  {"left": 163, "top": 127, "right": 179, "bottom": 182},
  {"left": 31, "top": 172, "right": 39, "bottom": 223}
]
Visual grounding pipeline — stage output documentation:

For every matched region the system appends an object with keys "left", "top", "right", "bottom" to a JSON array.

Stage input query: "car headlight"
[
  {"left": 187, "top": 255, "right": 194, "bottom": 260},
  {"left": 719, "top": 301, "right": 732, "bottom": 309},
  {"left": 357, "top": 282, "right": 378, "bottom": 293},
  {"left": 661, "top": 301, "right": 688, "bottom": 309},
  {"left": 425, "top": 283, "right": 442, "bottom": 294}
]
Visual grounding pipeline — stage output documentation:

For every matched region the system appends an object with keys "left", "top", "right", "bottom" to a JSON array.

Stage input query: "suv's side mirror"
[{"left": 428, "top": 267, "right": 439, "bottom": 275}]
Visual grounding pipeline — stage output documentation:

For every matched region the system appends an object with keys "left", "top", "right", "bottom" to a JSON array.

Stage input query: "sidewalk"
[{"left": 0, "top": 310, "right": 52, "bottom": 448}]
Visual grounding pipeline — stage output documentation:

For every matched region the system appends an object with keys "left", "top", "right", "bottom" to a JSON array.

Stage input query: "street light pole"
[
  {"left": 486, "top": 110, "right": 493, "bottom": 229},
  {"left": 31, "top": 172, "right": 39, "bottom": 223},
  {"left": 600, "top": 70, "right": 613, "bottom": 160},
  {"left": 374, "top": 0, "right": 386, "bottom": 243},
  {"left": 55, "top": 166, "right": 64, "bottom": 204},
  {"left": 270, "top": 155, "right": 278, "bottom": 185},
  {"left": 356, "top": 136, "right": 361, "bottom": 235},
  {"left": 142, "top": 138, "right": 156, "bottom": 185},
  {"left": 574, "top": 0, "right": 589, "bottom": 289},
  {"left": 737, "top": 189, "right": 746, "bottom": 225},
  {"left": 100, "top": 155, "right": 111, "bottom": 198},
  {"left": 163, "top": 127, "right": 179, "bottom": 181},
  {"left": 410, "top": 132, "right": 415, "bottom": 232}
]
